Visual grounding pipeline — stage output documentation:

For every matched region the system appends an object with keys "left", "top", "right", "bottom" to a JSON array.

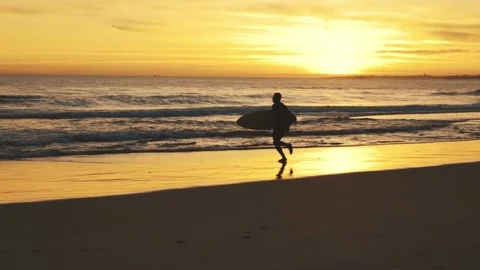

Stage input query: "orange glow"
[
  {"left": 233, "top": 16, "right": 400, "bottom": 74},
  {"left": 1, "top": 0, "right": 480, "bottom": 76}
]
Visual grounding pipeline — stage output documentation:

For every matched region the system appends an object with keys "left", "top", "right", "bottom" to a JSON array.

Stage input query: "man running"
[{"left": 271, "top": 92, "right": 296, "bottom": 163}]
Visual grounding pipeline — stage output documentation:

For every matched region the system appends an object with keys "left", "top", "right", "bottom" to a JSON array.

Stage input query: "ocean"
[{"left": 1, "top": 75, "right": 479, "bottom": 160}]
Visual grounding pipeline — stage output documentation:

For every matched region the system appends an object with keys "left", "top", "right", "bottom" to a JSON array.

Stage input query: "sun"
[
  {"left": 278, "top": 51, "right": 375, "bottom": 75},
  {"left": 235, "top": 17, "right": 398, "bottom": 75}
]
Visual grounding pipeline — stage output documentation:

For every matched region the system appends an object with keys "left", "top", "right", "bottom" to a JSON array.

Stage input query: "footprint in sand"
[
  {"left": 240, "top": 226, "right": 271, "bottom": 240},
  {"left": 430, "top": 266, "right": 447, "bottom": 270},
  {"left": 241, "top": 230, "right": 253, "bottom": 240},
  {"left": 413, "top": 253, "right": 430, "bottom": 258}
]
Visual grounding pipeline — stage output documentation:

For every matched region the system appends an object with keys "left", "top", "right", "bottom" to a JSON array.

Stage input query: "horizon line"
[{"left": 1, "top": 73, "right": 480, "bottom": 79}]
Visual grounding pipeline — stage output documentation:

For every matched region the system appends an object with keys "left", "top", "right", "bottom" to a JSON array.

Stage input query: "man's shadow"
[{"left": 276, "top": 162, "right": 294, "bottom": 180}]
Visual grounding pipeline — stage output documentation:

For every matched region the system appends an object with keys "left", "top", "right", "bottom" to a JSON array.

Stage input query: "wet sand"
[{"left": 1, "top": 140, "right": 479, "bottom": 203}]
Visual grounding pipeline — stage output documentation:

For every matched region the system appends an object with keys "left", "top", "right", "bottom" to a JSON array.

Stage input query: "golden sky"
[{"left": 1, "top": 0, "right": 480, "bottom": 76}]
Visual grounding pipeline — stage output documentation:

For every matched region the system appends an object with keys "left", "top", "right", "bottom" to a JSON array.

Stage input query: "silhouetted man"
[{"left": 272, "top": 92, "right": 296, "bottom": 163}]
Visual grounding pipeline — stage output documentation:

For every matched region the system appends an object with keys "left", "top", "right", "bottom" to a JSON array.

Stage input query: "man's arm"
[{"left": 284, "top": 104, "right": 297, "bottom": 124}]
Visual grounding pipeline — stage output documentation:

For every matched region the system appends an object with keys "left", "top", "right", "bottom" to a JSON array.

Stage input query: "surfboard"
[{"left": 236, "top": 110, "right": 274, "bottom": 130}]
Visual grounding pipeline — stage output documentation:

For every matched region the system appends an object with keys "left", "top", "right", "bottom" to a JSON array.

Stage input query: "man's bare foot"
[{"left": 288, "top": 144, "right": 293, "bottom": 155}]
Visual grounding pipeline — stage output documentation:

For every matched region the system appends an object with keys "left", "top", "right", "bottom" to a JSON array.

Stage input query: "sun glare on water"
[{"left": 235, "top": 16, "right": 400, "bottom": 75}]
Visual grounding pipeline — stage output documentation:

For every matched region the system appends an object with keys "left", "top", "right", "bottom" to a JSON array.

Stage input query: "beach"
[
  {"left": 3, "top": 0, "right": 480, "bottom": 268},
  {"left": 1, "top": 140, "right": 480, "bottom": 269}
]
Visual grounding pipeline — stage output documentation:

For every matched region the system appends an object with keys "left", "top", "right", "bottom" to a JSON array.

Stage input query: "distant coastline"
[
  {"left": 1, "top": 73, "right": 480, "bottom": 80},
  {"left": 324, "top": 74, "right": 480, "bottom": 80}
]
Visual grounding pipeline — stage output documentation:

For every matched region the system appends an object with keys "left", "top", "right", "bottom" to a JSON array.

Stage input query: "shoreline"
[
  {"left": 1, "top": 140, "right": 479, "bottom": 204},
  {"left": 2, "top": 138, "right": 479, "bottom": 162}
]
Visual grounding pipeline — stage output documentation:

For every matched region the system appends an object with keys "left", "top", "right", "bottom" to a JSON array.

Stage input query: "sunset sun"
[{"left": 235, "top": 16, "right": 401, "bottom": 75}]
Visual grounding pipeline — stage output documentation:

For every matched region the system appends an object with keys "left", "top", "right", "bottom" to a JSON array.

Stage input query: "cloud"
[
  {"left": 409, "top": 20, "right": 480, "bottom": 42},
  {"left": 238, "top": 2, "right": 343, "bottom": 19},
  {"left": 0, "top": 2, "right": 107, "bottom": 17},
  {"left": 111, "top": 25, "right": 150, "bottom": 33},
  {"left": 110, "top": 17, "right": 163, "bottom": 32},
  {"left": 421, "top": 21, "right": 480, "bottom": 30},
  {"left": 376, "top": 49, "right": 471, "bottom": 55},
  {"left": 66, "top": 3, "right": 108, "bottom": 16},
  {"left": 113, "top": 18, "right": 161, "bottom": 26},
  {"left": 0, "top": 6, "right": 47, "bottom": 15},
  {"left": 236, "top": 2, "right": 480, "bottom": 37},
  {"left": 430, "top": 30, "right": 480, "bottom": 41},
  {"left": 236, "top": 1, "right": 426, "bottom": 26},
  {"left": 375, "top": 54, "right": 449, "bottom": 63}
]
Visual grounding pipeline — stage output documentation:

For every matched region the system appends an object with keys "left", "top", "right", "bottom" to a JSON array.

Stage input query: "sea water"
[{"left": 1, "top": 75, "right": 479, "bottom": 159}]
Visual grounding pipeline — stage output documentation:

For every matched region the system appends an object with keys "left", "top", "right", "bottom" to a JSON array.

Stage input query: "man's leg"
[
  {"left": 273, "top": 129, "right": 287, "bottom": 162},
  {"left": 275, "top": 127, "right": 293, "bottom": 155},
  {"left": 278, "top": 141, "right": 293, "bottom": 155}
]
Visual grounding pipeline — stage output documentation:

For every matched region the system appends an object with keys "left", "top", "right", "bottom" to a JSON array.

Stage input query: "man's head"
[{"left": 272, "top": 92, "right": 282, "bottom": 104}]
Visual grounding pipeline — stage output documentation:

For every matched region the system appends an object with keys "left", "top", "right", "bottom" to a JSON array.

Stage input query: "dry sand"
[{"left": 1, "top": 162, "right": 480, "bottom": 270}]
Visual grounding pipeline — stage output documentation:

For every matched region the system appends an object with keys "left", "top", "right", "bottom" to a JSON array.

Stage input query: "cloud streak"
[
  {"left": 110, "top": 18, "right": 163, "bottom": 32},
  {"left": 430, "top": 30, "right": 480, "bottom": 41},
  {"left": 111, "top": 25, "right": 150, "bottom": 32},
  {"left": 0, "top": 6, "right": 47, "bottom": 15},
  {"left": 376, "top": 49, "right": 471, "bottom": 55},
  {"left": 235, "top": 2, "right": 480, "bottom": 41},
  {"left": 0, "top": 2, "right": 107, "bottom": 17},
  {"left": 65, "top": 3, "right": 108, "bottom": 16},
  {"left": 112, "top": 18, "right": 161, "bottom": 26}
]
